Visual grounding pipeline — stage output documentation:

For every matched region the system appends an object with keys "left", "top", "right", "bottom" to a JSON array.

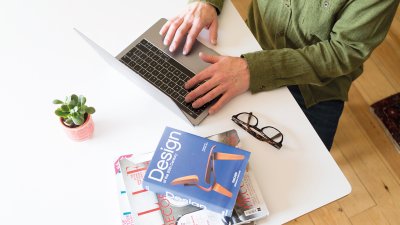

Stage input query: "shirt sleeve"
[
  {"left": 243, "top": 0, "right": 399, "bottom": 93},
  {"left": 188, "top": 0, "right": 224, "bottom": 15}
]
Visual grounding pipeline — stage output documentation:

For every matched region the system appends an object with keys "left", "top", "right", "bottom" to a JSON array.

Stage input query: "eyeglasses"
[{"left": 231, "top": 112, "right": 283, "bottom": 149}]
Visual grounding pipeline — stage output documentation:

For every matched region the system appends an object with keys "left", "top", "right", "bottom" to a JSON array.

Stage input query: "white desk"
[{"left": 0, "top": 0, "right": 351, "bottom": 224}]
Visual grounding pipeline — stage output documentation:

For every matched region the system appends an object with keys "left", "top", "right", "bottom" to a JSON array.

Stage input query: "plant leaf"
[
  {"left": 71, "top": 94, "right": 78, "bottom": 103},
  {"left": 86, "top": 107, "right": 95, "bottom": 114},
  {"left": 53, "top": 99, "right": 63, "bottom": 104},
  {"left": 65, "top": 118, "right": 73, "bottom": 125},
  {"left": 55, "top": 109, "right": 68, "bottom": 117},
  {"left": 61, "top": 105, "right": 69, "bottom": 112},
  {"left": 70, "top": 108, "right": 76, "bottom": 114},
  {"left": 72, "top": 115, "right": 83, "bottom": 125},
  {"left": 69, "top": 99, "right": 77, "bottom": 108},
  {"left": 79, "top": 95, "right": 86, "bottom": 106},
  {"left": 79, "top": 107, "right": 87, "bottom": 115}
]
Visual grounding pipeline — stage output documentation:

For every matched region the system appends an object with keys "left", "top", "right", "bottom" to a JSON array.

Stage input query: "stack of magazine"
[{"left": 114, "top": 129, "right": 269, "bottom": 225}]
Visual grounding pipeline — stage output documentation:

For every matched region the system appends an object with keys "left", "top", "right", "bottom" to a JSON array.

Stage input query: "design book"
[{"left": 142, "top": 127, "right": 251, "bottom": 216}]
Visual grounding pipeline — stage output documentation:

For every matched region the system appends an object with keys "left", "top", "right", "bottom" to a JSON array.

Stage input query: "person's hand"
[
  {"left": 160, "top": 2, "right": 218, "bottom": 55},
  {"left": 185, "top": 52, "right": 250, "bottom": 114}
]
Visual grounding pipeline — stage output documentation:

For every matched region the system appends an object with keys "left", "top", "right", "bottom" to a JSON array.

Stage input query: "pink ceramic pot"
[{"left": 61, "top": 114, "right": 94, "bottom": 141}]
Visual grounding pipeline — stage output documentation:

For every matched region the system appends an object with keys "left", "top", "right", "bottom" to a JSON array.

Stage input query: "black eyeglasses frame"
[{"left": 231, "top": 112, "right": 283, "bottom": 149}]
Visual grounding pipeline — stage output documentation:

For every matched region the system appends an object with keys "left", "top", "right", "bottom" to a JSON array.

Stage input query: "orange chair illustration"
[{"left": 170, "top": 145, "right": 245, "bottom": 198}]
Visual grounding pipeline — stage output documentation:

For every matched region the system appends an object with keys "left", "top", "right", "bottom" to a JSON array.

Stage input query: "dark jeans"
[{"left": 288, "top": 85, "right": 344, "bottom": 151}]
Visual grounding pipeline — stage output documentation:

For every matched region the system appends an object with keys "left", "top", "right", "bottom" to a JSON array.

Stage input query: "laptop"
[{"left": 75, "top": 18, "right": 220, "bottom": 126}]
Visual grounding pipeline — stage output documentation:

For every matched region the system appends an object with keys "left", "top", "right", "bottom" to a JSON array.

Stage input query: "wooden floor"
[{"left": 231, "top": 1, "right": 400, "bottom": 224}]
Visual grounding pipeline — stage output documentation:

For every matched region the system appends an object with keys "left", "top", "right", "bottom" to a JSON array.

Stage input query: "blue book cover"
[{"left": 142, "top": 127, "right": 251, "bottom": 217}]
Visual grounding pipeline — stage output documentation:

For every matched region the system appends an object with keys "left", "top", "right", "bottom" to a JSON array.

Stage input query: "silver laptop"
[{"left": 75, "top": 18, "right": 219, "bottom": 126}]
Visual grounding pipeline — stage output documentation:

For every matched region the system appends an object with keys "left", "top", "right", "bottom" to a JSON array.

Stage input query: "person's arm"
[
  {"left": 189, "top": 0, "right": 224, "bottom": 15},
  {"left": 243, "top": 0, "right": 399, "bottom": 93}
]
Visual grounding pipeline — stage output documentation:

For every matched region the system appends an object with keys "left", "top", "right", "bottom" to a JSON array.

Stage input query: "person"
[{"left": 160, "top": 0, "right": 399, "bottom": 150}]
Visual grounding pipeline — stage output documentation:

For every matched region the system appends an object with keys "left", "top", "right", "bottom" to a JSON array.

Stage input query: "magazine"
[
  {"left": 142, "top": 127, "right": 251, "bottom": 216},
  {"left": 370, "top": 92, "right": 400, "bottom": 152},
  {"left": 232, "top": 169, "right": 269, "bottom": 224},
  {"left": 115, "top": 155, "right": 268, "bottom": 225}
]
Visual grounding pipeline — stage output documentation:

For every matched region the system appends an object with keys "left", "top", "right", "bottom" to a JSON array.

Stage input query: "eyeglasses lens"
[
  {"left": 263, "top": 127, "right": 283, "bottom": 142},
  {"left": 236, "top": 113, "right": 258, "bottom": 127}
]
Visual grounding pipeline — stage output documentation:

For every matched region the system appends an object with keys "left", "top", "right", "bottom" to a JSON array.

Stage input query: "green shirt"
[{"left": 200, "top": 0, "right": 399, "bottom": 107}]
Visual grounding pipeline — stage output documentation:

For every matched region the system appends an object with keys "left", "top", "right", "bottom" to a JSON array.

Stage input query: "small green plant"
[{"left": 53, "top": 94, "right": 95, "bottom": 127}]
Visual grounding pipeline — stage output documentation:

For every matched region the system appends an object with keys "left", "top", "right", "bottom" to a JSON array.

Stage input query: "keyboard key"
[
  {"left": 168, "top": 66, "right": 175, "bottom": 73},
  {"left": 136, "top": 43, "right": 149, "bottom": 53},
  {"left": 155, "top": 65, "right": 162, "bottom": 71},
  {"left": 152, "top": 70, "right": 159, "bottom": 76},
  {"left": 150, "top": 61, "right": 157, "bottom": 67},
  {"left": 131, "top": 55, "right": 139, "bottom": 62},
  {"left": 133, "top": 64, "right": 141, "bottom": 72},
  {"left": 161, "top": 83, "right": 168, "bottom": 91},
  {"left": 167, "top": 80, "right": 175, "bottom": 88},
  {"left": 166, "top": 87, "right": 174, "bottom": 95},
  {"left": 157, "top": 58, "right": 164, "bottom": 64},
  {"left": 177, "top": 96, "right": 185, "bottom": 103},
  {"left": 173, "top": 70, "right": 180, "bottom": 76},
  {"left": 147, "top": 66, "right": 154, "bottom": 73},
  {"left": 161, "top": 68, "right": 168, "bottom": 74},
  {"left": 179, "top": 73, "right": 188, "bottom": 81},
  {"left": 122, "top": 56, "right": 131, "bottom": 64},
  {"left": 179, "top": 89, "right": 188, "bottom": 96},
  {"left": 136, "top": 58, "right": 144, "bottom": 65},
  {"left": 139, "top": 68, "right": 147, "bottom": 75},
  {"left": 142, "top": 63, "right": 149, "bottom": 69},
  {"left": 157, "top": 73, "right": 165, "bottom": 80},
  {"left": 153, "top": 55, "right": 160, "bottom": 61},
  {"left": 162, "top": 77, "right": 170, "bottom": 84},
  {"left": 177, "top": 80, "right": 185, "bottom": 86},
  {"left": 171, "top": 76, "right": 179, "bottom": 83},
  {"left": 155, "top": 80, "right": 162, "bottom": 87},
  {"left": 149, "top": 76, "right": 157, "bottom": 83},
  {"left": 163, "top": 61, "right": 170, "bottom": 68},
  {"left": 173, "top": 85, "right": 181, "bottom": 92},
  {"left": 171, "top": 92, "right": 179, "bottom": 99}
]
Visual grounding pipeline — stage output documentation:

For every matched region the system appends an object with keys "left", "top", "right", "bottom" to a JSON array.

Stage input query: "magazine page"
[
  {"left": 114, "top": 154, "right": 164, "bottom": 225},
  {"left": 114, "top": 154, "right": 137, "bottom": 225},
  {"left": 156, "top": 193, "right": 230, "bottom": 225}
]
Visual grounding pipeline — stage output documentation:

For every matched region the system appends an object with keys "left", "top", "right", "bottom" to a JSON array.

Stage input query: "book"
[
  {"left": 370, "top": 92, "right": 400, "bottom": 152},
  {"left": 142, "top": 127, "right": 251, "bottom": 216}
]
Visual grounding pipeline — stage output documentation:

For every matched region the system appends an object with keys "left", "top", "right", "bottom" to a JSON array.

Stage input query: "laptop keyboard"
[{"left": 119, "top": 39, "right": 210, "bottom": 119}]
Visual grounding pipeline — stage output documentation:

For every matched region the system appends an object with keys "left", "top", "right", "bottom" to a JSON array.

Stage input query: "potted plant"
[{"left": 53, "top": 94, "right": 96, "bottom": 141}]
